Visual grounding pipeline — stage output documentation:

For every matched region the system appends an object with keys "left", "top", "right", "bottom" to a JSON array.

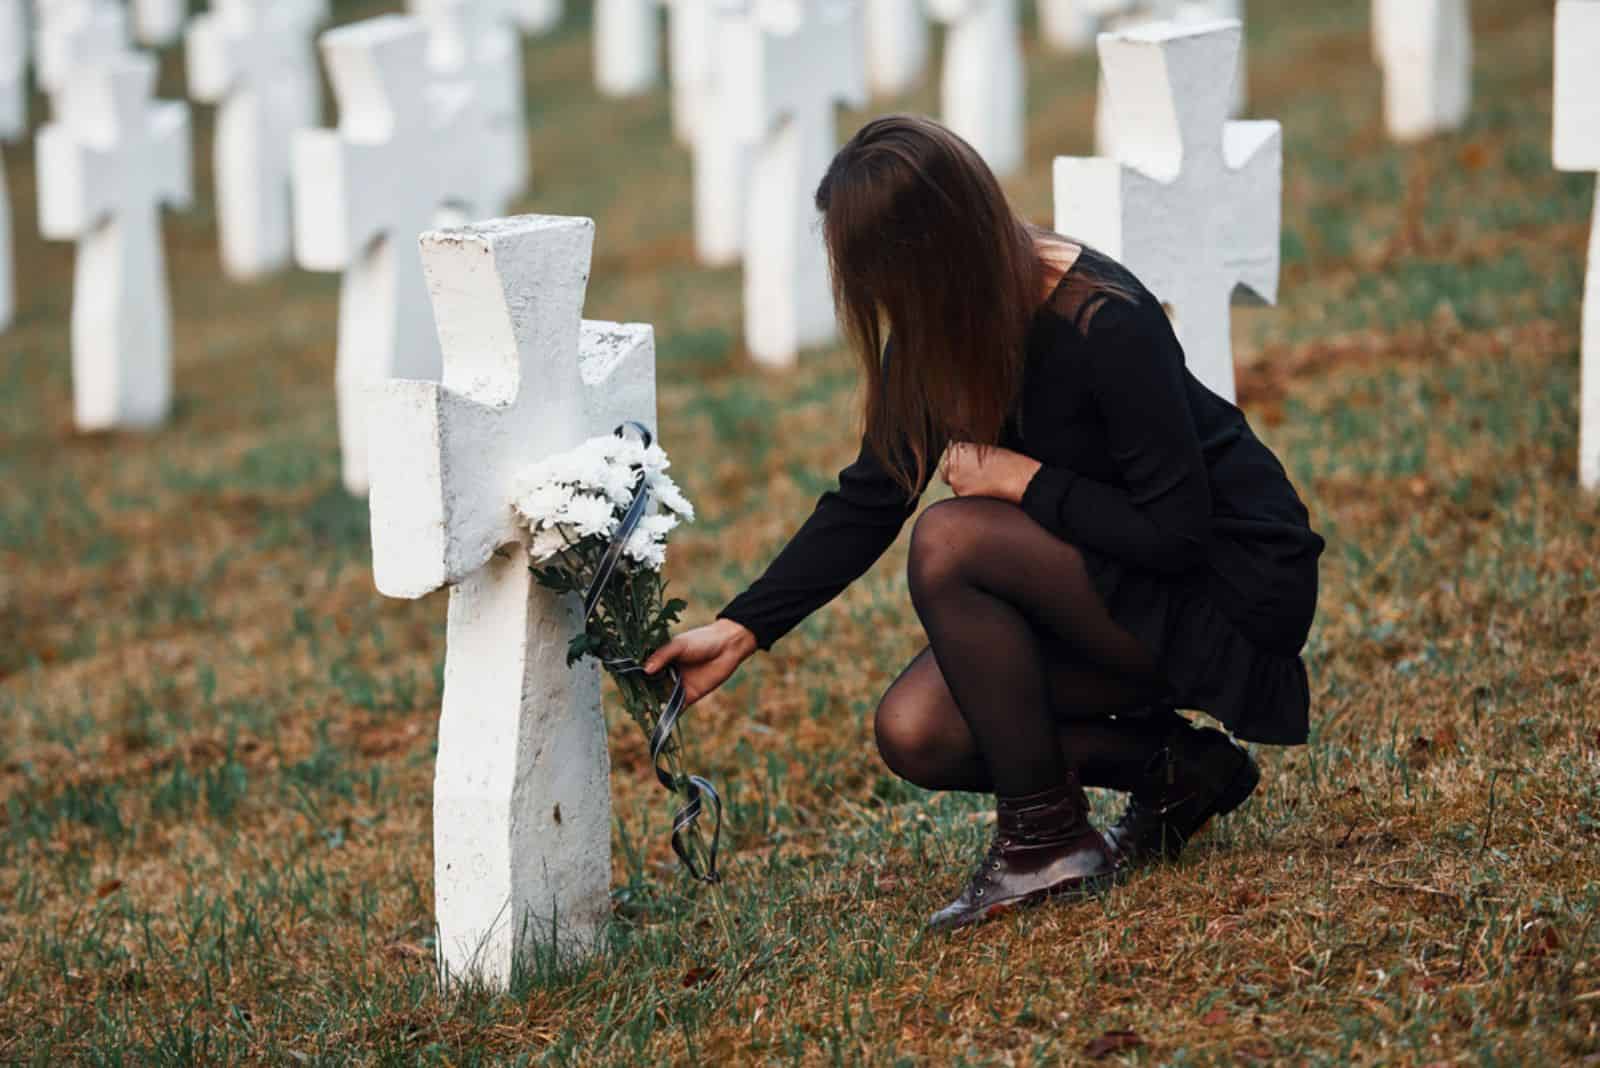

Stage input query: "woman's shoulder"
[{"left": 1039, "top": 243, "right": 1158, "bottom": 338}]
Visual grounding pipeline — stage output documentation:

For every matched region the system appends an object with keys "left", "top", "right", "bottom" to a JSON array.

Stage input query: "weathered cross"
[
  {"left": 131, "top": 0, "right": 187, "bottom": 47},
  {"left": 513, "top": 0, "right": 563, "bottom": 35},
  {"left": 1556, "top": 0, "right": 1600, "bottom": 490},
  {"left": 1372, "top": 0, "right": 1471, "bottom": 143},
  {"left": 1092, "top": 0, "right": 1245, "bottom": 159},
  {"left": 408, "top": 0, "right": 530, "bottom": 214},
  {"left": 292, "top": 15, "right": 500, "bottom": 497},
  {"left": 595, "top": 0, "right": 659, "bottom": 97},
  {"left": 1039, "top": 0, "right": 1129, "bottom": 53},
  {"left": 664, "top": 0, "right": 717, "bottom": 144},
  {"left": 721, "top": 0, "right": 864, "bottom": 367},
  {"left": 37, "top": 52, "right": 191, "bottom": 431},
  {"left": 1055, "top": 19, "right": 1279, "bottom": 404},
  {"left": 368, "top": 215, "right": 657, "bottom": 989},
  {"left": 35, "top": 0, "right": 130, "bottom": 113},
  {"left": 927, "top": 0, "right": 1024, "bottom": 177},
  {"left": 0, "top": 0, "right": 27, "bottom": 139},
  {"left": 684, "top": 0, "right": 750, "bottom": 266},
  {"left": 864, "top": 0, "right": 928, "bottom": 96},
  {"left": 186, "top": 0, "right": 328, "bottom": 280}
]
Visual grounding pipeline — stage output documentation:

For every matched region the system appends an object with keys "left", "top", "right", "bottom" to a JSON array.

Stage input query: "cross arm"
[
  {"left": 184, "top": 12, "right": 244, "bottom": 104},
  {"left": 291, "top": 133, "right": 390, "bottom": 271},
  {"left": 35, "top": 125, "right": 111, "bottom": 240},
  {"left": 1219, "top": 119, "right": 1281, "bottom": 307}
]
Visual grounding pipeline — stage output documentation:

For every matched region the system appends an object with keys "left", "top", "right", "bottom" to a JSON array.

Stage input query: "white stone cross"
[
  {"left": 186, "top": 0, "right": 328, "bottom": 281},
  {"left": 408, "top": 0, "right": 531, "bottom": 214},
  {"left": 721, "top": 0, "right": 864, "bottom": 366},
  {"left": 514, "top": 0, "right": 564, "bottom": 34},
  {"left": 1039, "top": 0, "right": 1130, "bottom": 53},
  {"left": 595, "top": 0, "right": 659, "bottom": 97},
  {"left": 1094, "top": 0, "right": 1245, "bottom": 159},
  {"left": 0, "top": 0, "right": 28, "bottom": 139},
  {"left": 665, "top": 0, "right": 718, "bottom": 144},
  {"left": 1055, "top": 19, "right": 1279, "bottom": 403},
  {"left": 35, "top": 0, "right": 130, "bottom": 112},
  {"left": 292, "top": 15, "right": 502, "bottom": 496},
  {"left": 37, "top": 51, "right": 191, "bottom": 430},
  {"left": 1372, "top": 0, "right": 1471, "bottom": 143},
  {"left": 1556, "top": 0, "right": 1600, "bottom": 490},
  {"left": 368, "top": 214, "right": 657, "bottom": 989},
  {"left": 686, "top": 0, "right": 750, "bottom": 265},
  {"left": 927, "top": 0, "right": 1023, "bottom": 178},
  {"left": 864, "top": 0, "right": 927, "bottom": 97},
  {"left": 131, "top": 0, "right": 187, "bottom": 47}
]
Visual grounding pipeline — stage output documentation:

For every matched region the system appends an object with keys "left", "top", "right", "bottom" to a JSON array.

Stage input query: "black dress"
[{"left": 718, "top": 248, "right": 1326, "bottom": 745}]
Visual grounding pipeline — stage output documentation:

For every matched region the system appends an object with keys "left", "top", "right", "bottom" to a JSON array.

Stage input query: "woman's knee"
[
  {"left": 874, "top": 688, "right": 967, "bottom": 789},
  {"left": 907, "top": 497, "right": 1015, "bottom": 601}
]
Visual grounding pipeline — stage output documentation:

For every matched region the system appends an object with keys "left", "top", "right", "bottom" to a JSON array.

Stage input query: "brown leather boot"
[
  {"left": 927, "top": 776, "right": 1115, "bottom": 932},
  {"left": 1104, "top": 722, "right": 1260, "bottom": 867}
]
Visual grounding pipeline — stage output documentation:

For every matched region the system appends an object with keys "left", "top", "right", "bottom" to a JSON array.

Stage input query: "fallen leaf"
[
  {"left": 385, "top": 943, "right": 430, "bottom": 962},
  {"left": 96, "top": 879, "right": 123, "bottom": 899},
  {"left": 1200, "top": 1008, "right": 1230, "bottom": 1026},
  {"left": 681, "top": 965, "right": 719, "bottom": 987},
  {"left": 1458, "top": 142, "right": 1489, "bottom": 170},
  {"left": 1407, "top": 736, "right": 1432, "bottom": 770},
  {"left": 1083, "top": 1030, "right": 1143, "bottom": 1059}
]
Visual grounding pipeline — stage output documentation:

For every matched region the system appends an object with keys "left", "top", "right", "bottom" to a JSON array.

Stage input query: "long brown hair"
[{"left": 815, "top": 114, "right": 1125, "bottom": 499}]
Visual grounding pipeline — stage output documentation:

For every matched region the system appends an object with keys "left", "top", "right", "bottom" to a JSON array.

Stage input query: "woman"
[{"left": 645, "top": 115, "right": 1324, "bottom": 931}]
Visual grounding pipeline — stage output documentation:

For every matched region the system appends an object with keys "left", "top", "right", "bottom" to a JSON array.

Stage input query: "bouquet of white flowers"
[{"left": 512, "top": 423, "right": 720, "bottom": 883}]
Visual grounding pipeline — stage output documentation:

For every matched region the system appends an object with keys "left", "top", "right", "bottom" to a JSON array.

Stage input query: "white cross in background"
[
  {"left": 595, "top": 0, "right": 659, "bottom": 97},
  {"left": 1373, "top": 0, "right": 1471, "bottom": 143},
  {"left": 186, "top": 0, "right": 329, "bottom": 281},
  {"left": 0, "top": 0, "right": 28, "bottom": 139},
  {"left": 1555, "top": 0, "right": 1600, "bottom": 489},
  {"left": 130, "top": 0, "right": 187, "bottom": 47},
  {"left": 863, "top": 0, "right": 928, "bottom": 97},
  {"left": 721, "top": 0, "right": 865, "bottom": 367},
  {"left": 35, "top": 0, "right": 130, "bottom": 114},
  {"left": 1055, "top": 19, "right": 1280, "bottom": 404},
  {"left": 409, "top": 0, "right": 532, "bottom": 212},
  {"left": 927, "top": 0, "right": 1024, "bottom": 177},
  {"left": 368, "top": 215, "right": 658, "bottom": 989},
  {"left": 291, "top": 15, "right": 502, "bottom": 497},
  {"left": 37, "top": 51, "right": 192, "bottom": 430}
]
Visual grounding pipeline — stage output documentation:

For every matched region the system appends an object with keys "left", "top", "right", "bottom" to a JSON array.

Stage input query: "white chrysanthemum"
[
  {"left": 529, "top": 526, "right": 570, "bottom": 562},
  {"left": 513, "top": 479, "right": 573, "bottom": 526},
  {"left": 622, "top": 525, "right": 668, "bottom": 570},
  {"left": 649, "top": 473, "right": 695, "bottom": 520},
  {"left": 561, "top": 493, "right": 619, "bottom": 538},
  {"left": 598, "top": 463, "right": 640, "bottom": 506}
]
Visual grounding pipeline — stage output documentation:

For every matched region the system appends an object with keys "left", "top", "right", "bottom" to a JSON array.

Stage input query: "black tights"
[{"left": 876, "top": 497, "right": 1178, "bottom": 798}]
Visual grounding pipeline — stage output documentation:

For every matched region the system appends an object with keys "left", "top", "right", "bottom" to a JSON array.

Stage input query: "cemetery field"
[{"left": 4, "top": 0, "right": 1600, "bottom": 1063}]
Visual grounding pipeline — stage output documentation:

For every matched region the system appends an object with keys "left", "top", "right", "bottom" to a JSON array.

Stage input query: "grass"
[{"left": 3, "top": 0, "right": 1599, "bottom": 1062}]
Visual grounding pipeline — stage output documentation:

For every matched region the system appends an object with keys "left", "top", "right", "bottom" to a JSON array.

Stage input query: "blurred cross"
[
  {"left": 408, "top": 0, "right": 530, "bottom": 213},
  {"left": 368, "top": 215, "right": 658, "bottom": 991},
  {"left": 0, "top": 0, "right": 27, "bottom": 139},
  {"left": 1555, "top": 0, "right": 1600, "bottom": 489},
  {"left": 721, "top": 0, "right": 865, "bottom": 367},
  {"left": 864, "top": 0, "right": 928, "bottom": 96},
  {"left": 928, "top": 0, "right": 1024, "bottom": 177},
  {"left": 35, "top": 0, "right": 130, "bottom": 113},
  {"left": 1372, "top": 0, "right": 1471, "bottom": 143},
  {"left": 131, "top": 0, "right": 187, "bottom": 46},
  {"left": 291, "top": 15, "right": 500, "bottom": 496},
  {"left": 1055, "top": 19, "right": 1279, "bottom": 403},
  {"left": 595, "top": 0, "right": 658, "bottom": 96},
  {"left": 186, "top": 0, "right": 329, "bottom": 280},
  {"left": 37, "top": 52, "right": 192, "bottom": 430}
]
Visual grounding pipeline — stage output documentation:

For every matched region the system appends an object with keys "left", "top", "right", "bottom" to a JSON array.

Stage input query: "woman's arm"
[
  {"left": 1018, "top": 296, "right": 1212, "bottom": 574},
  {"left": 715, "top": 434, "right": 928, "bottom": 650}
]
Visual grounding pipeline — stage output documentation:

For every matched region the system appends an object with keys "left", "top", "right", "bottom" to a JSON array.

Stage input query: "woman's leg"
[
  {"left": 875, "top": 647, "right": 1176, "bottom": 794},
  {"left": 903, "top": 496, "right": 1162, "bottom": 797}
]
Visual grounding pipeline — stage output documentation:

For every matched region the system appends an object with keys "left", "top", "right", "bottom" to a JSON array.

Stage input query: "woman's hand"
[
  {"left": 644, "top": 618, "right": 759, "bottom": 707},
  {"left": 941, "top": 443, "right": 1043, "bottom": 505}
]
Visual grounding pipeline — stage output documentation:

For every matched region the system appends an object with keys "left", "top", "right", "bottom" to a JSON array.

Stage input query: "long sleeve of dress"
[
  {"left": 717, "top": 435, "right": 930, "bottom": 650},
  {"left": 1018, "top": 297, "right": 1213, "bottom": 574}
]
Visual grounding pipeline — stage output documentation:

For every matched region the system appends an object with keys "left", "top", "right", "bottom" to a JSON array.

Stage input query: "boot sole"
[{"left": 928, "top": 869, "right": 1118, "bottom": 933}]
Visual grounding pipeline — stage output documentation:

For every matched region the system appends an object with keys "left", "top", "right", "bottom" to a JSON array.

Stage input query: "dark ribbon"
[{"left": 582, "top": 421, "right": 722, "bottom": 884}]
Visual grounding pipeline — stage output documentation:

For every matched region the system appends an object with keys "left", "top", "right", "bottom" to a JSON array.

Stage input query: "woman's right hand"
[{"left": 644, "top": 618, "right": 759, "bottom": 707}]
